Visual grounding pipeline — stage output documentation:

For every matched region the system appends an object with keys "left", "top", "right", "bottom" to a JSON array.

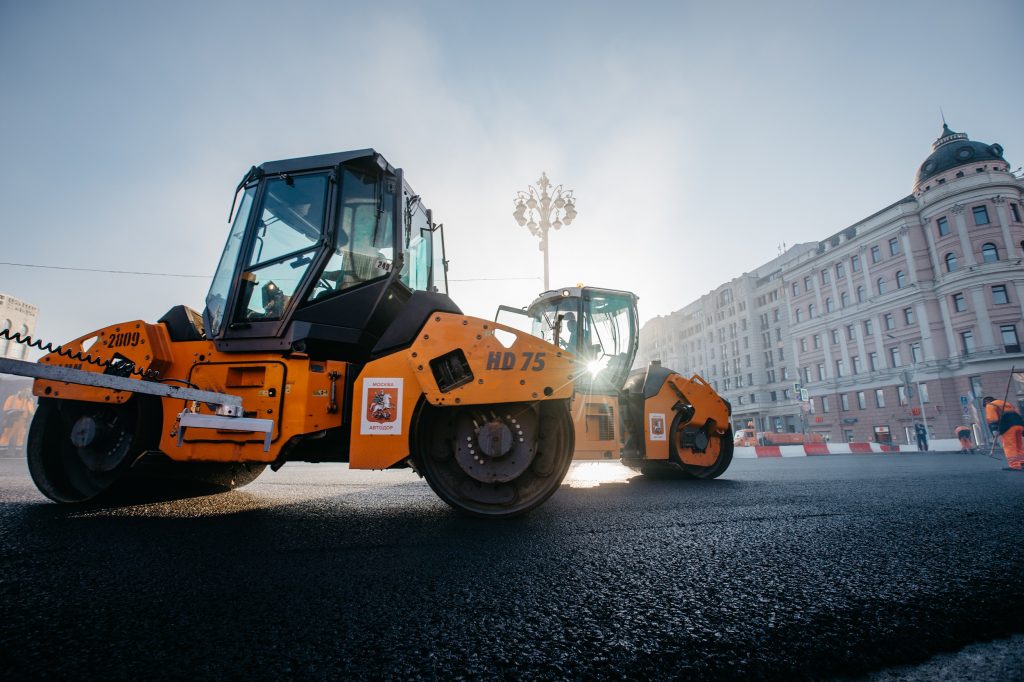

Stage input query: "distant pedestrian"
[
  {"left": 983, "top": 396, "right": 1024, "bottom": 470},
  {"left": 914, "top": 423, "right": 928, "bottom": 452},
  {"left": 954, "top": 425, "right": 974, "bottom": 454}
]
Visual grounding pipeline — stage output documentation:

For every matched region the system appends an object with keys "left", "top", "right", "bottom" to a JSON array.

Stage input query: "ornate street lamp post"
[{"left": 513, "top": 173, "right": 577, "bottom": 290}]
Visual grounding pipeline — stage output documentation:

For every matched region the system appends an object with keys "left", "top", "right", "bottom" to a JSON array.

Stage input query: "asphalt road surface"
[{"left": 1, "top": 451, "right": 1022, "bottom": 680}]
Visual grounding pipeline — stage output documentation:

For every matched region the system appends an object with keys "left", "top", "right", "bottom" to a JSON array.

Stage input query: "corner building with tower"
[{"left": 637, "top": 124, "right": 1024, "bottom": 448}]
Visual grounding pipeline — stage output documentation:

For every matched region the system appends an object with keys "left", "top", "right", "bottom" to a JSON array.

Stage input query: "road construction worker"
[
  {"left": 983, "top": 396, "right": 1024, "bottom": 470},
  {"left": 0, "top": 389, "right": 35, "bottom": 452},
  {"left": 954, "top": 426, "right": 974, "bottom": 454}
]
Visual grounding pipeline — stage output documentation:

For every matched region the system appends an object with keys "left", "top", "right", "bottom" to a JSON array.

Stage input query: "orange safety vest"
[{"left": 985, "top": 399, "right": 1018, "bottom": 424}]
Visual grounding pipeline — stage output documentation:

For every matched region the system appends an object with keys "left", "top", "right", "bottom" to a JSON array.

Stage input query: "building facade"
[
  {"left": 638, "top": 124, "right": 1024, "bottom": 446},
  {"left": 0, "top": 292, "right": 38, "bottom": 360}
]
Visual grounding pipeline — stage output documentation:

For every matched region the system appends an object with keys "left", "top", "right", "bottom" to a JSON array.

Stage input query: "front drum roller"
[
  {"left": 414, "top": 399, "right": 575, "bottom": 518},
  {"left": 27, "top": 397, "right": 159, "bottom": 503}
]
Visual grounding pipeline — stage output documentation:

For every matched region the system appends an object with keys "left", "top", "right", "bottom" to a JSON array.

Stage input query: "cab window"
[
  {"left": 306, "top": 169, "right": 395, "bottom": 302},
  {"left": 235, "top": 173, "right": 328, "bottom": 321}
]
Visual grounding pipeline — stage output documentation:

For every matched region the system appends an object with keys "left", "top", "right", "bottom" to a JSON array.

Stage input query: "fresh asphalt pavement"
[{"left": 0, "top": 451, "right": 1021, "bottom": 680}]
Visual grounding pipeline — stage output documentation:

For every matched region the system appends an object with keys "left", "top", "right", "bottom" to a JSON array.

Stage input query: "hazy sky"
[{"left": 2, "top": 0, "right": 1022, "bottom": 351}]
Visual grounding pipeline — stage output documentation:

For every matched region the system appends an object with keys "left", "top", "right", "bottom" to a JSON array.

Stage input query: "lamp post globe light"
[{"left": 513, "top": 172, "right": 577, "bottom": 290}]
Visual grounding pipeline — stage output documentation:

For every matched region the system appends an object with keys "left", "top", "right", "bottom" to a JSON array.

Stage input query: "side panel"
[
  {"left": 157, "top": 355, "right": 345, "bottom": 463},
  {"left": 571, "top": 393, "right": 619, "bottom": 460},
  {"left": 349, "top": 353, "right": 423, "bottom": 469}
]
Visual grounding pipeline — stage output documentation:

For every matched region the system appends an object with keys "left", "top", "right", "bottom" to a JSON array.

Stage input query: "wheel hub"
[
  {"left": 71, "top": 412, "right": 133, "bottom": 472},
  {"left": 454, "top": 410, "right": 537, "bottom": 483},
  {"left": 477, "top": 420, "right": 514, "bottom": 457}
]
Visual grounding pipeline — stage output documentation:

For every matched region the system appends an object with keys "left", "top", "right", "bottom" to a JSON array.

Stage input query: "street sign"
[
  {"left": 800, "top": 388, "right": 809, "bottom": 402},
  {"left": 960, "top": 395, "right": 969, "bottom": 406}
]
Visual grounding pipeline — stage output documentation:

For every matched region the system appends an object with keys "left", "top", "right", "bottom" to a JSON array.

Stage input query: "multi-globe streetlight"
[{"left": 512, "top": 173, "right": 577, "bottom": 290}]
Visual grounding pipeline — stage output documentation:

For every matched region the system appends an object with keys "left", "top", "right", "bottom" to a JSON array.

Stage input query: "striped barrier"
[{"left": 736, "top": 442, "right": 908, "bottom": 459}]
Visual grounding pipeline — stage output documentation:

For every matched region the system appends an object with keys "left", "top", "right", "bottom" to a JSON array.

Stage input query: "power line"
[
  {"left": 449, "top": 276, "right": 541, "bottom": 282},
  {"left": 0, "top": 261, "right": 208, "bottom": 279},
  {"left": 0, "top": 261, "right": 540, "bottom": 284}
]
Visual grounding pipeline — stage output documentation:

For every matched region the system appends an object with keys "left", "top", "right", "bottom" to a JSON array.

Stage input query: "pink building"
[{"left": 638, "top": 124, "right": 1024, "bottom": 448}]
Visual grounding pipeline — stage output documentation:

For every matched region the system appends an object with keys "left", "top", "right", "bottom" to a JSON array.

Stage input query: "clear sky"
[{"left": 2, "top": 0, "right": 1022, "bottom": 351}]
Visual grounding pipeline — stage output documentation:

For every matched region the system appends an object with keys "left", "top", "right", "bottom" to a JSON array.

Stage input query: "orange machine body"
[
  {"left": 642, "top": 373, "right": 729, "bottom": 466},
  {"left": 33, "top": 313, "right": 571, "bottom": 468}
]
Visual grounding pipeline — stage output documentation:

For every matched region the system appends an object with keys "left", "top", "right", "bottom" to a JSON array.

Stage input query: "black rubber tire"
[{"left": 415, "top": 399, "right": 575, "bottom": 518}]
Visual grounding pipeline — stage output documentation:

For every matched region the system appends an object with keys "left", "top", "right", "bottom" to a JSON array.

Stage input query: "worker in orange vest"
[
  {"left": 983, "top": 396, "right": 1024, "bottom": 470},
  {"left": 0, "top": 389, "right": 35, "bottom": 452},
  {"left": 954, "top": 425, "right": 974, "bottom": 454}
]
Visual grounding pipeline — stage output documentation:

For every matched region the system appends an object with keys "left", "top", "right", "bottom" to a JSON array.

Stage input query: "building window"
[
  {"left": 871, "top": 245, "right": 881, "bottom": 263},
  {"left": 889, "top": 237, "right": 900, "bottom": 256},
  {"left": 1011, "top": 203, "right": 1021, "bottom": 222},
  {"left": 972, "top": 205, "right": 990, "bottom": 225},
  {"left": 836, "top": 262, "right": 845, "bottom": 278},
  {"left": 841, "top": 291, "right": 850, "bottom": 308},
  {"left": 868, "top": 351, "right": 879, "bottom": 371},
  {"left": 877, "top": 277, "right": 888, "bottom": 295},
  {"left": 800, "top": 338, "right": 807, "bottom": 352},
  {"left": 952, "top": 292, "right": 966, "bottom": 312},
  {"left": 821, "top": 396, "right": 830, "bottom": 413},
  {"left": 857, "top": 391, "right": 866, "bottom": 409},
  {"left": 884, "top": 313, "right": 895, "bottom": 330},
  {"left": 804, "top": 276, "right": 812, "bottom": 291},
  {"left": 792, "top": 282, "right": 799, "bottom": 296},
  {"left": 936, "top": 216, "right": 949, "bottom": 236},
  {"left": 783, "top": 388, "right": 791, "bottom": 400},
  {"left": 898, "top": 386, "right": 908, "bottom": 406},
  {"left": 895, "top": 271, "right": 906, "bottom": 289},
  {"left": 770, "top": 391, "right": 778, "bottom": 402},
  {"left": 911, "top": 342, "right": 923, "bottom": 364},
  {"left": 852, "top": 356, "right": 862, "bottom": 374},
  {"left": 836, "top": 359, "right": 845, "bottom": 377},
  {"left": 851, "top": 254, "right": 861, "bottom": 272},
  {"left": 830, "top": 329, "right": 840, "bottom": 344},
  {"left": 840, "top": 394, "right": 850, "bottom": 411},
  {"left": 981, "top": 243, "right": 999, "bottom": 263},
  {"left": 821, "top": 269, "right": 831, "bottom": 285},
  {"left": 809, "top": 303, "right": 816, "bottom": 318},
  {"left": 817, "top": 363, "right": 826, "bottom": 381},
  {"left": 875, "top": 389, "right": 885, "bottom": 407},
  {"left": 813, "top": 334, "right": 821, "bottom": 349},
  {"left": 826, "top": 297, "right": 834, "bottom": 313},
  {"left": 992, "top": 285, "right": 1009, "bottom": 305},
  {"left": 795, "top": 308, "right": 803, "bottom": 322},
  {"left": 864, "top": 319, "right": 873, "bottom": 336},
  {"left": 961, "top": 329, "right": 975, "bottom": 354},
  {"left": 945, "top": 253, "right": 958, "bottom": 272},
  {"left": 919, "top": 384, "right": 929, "bottom": 403},
  {"left": 856, "top": 285, "right": 866, "bottom": 303},
  {"left": 904, "top": 307, "right": 915, "bottom": 325},
  {"left": 1002, "top": 325, "right": 1021, "bottom": 352},
  {"left": 846, "top": 325, "right": 855, "bottom": 340},
  {"left": 890, "top": 346, "right": 902, "bottom": 367}
]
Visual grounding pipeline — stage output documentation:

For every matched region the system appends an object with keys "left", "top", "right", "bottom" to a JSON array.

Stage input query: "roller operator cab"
[
  {"left": 26, "top": 150, "right": 576, "bottom": 518},
  {"left": 499, "top": 286, "right": 734, "bottom": 478}
]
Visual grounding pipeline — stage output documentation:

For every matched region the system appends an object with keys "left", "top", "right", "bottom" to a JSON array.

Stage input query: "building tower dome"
[{"left": 914, "top": 123, "right": 1006, "bottom": 190}]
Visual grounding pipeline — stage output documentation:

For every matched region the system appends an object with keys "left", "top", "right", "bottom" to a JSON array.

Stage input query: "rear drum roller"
[
  {"left": 414, "top": 400, "right": 575, "bottom": 518},
  {"left": 670, "top": 420, "right": 734, "bottom": 480},
  {"left": 27, "top": 397, "right": 158, "bottom": 503}
]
